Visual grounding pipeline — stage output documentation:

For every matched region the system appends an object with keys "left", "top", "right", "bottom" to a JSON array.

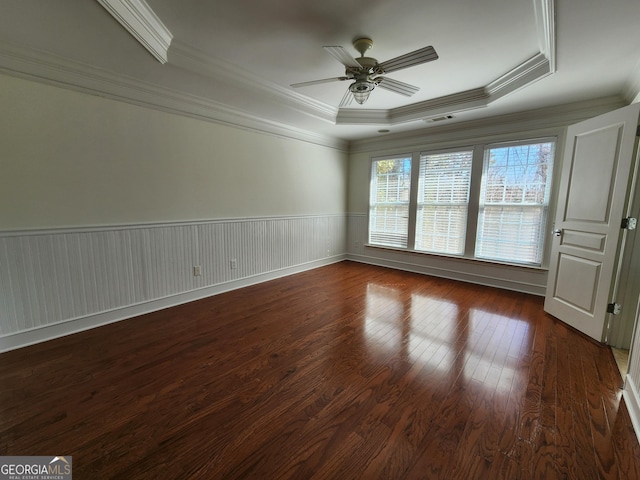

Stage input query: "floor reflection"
[
  {"left": 408, "top": 293, "right": 460, "bottom": 374},
  {"left": 363, "top": 283, "right": 406, "bottom": 354},
  {"left": 462, "top": 309, "right": 530, "bottom": 392},
  {"left": 363, "top": 281, "right": 532, "bottom": 393}
]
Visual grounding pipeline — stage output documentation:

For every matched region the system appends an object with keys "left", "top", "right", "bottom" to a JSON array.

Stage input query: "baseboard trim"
[
  {"left": 346, "top": 253, "right": 546, "bottom": 296},
  {"left": 624, "top": 376, "right": 640, "bottom": 444},
  {"left": 0, "top": 255, "right": 345, "bottom": 353}
]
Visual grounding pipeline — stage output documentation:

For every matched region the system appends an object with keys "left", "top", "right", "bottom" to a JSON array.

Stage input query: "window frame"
[
  {"left": 368, "top": 153, "right": 414, "bottom": 249},
  {"left": 475, "top": 138, "right": 556, "bottom": 265},
  {"left": 414, "top": 148, "right": 475, "bottom": 256},
  {"left": 365, "top": 136, "right": 558, "bottom": 269}
]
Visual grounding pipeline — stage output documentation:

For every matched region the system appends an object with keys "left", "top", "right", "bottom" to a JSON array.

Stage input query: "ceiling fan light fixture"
[
  {"left": 349, "top": 80, "right": 375, "bottom": 104},
  {"left": 292, "top": 37, "right": 438, "bottom": 108}
]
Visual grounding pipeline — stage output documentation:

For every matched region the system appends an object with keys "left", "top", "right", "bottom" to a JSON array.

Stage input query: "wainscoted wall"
[
  {"left": 0, "top": 214, "right": 347, "bottom": 351},
  {"left": 346, "top": 213, "right": 548, "bottom": 296},
  {"left": 0, "top": 74, "right": 349, "bottom": 352}
]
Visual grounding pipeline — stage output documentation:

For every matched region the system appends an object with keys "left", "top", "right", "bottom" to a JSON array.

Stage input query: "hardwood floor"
[{"left": 1, "top": 261, "right": 639, "bottom": 479}]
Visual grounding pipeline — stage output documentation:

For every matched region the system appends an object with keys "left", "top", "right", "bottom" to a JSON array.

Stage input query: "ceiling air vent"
[{"left": 424, "top": 115, "right": 454, "bottom": 123}]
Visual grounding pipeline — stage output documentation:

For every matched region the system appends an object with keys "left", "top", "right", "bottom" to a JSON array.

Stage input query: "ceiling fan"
[{"left": 291, "top": 37, "right": 438, "bottom": 107}]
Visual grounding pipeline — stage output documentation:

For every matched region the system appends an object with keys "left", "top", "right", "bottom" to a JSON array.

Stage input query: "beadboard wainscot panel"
[
  {"left": 346, "top": 213, "right": 548, "bottom": 295},
  {"left": 0, "top": 214, "right": 347, "bottom": 351}
]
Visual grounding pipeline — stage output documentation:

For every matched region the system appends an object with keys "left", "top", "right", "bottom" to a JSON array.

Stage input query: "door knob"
[{"left": 552, "top": 228, "right": 562, "bottom": 237}]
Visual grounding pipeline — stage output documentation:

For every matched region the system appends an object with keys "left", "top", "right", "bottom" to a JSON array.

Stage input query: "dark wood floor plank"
[
  {"left": 1, "top": 261, "right": 638, "bottom": 479},
  {"left": 532, "top": 316, "right": 559, "bottom": 478},
  {"left": 568, "top": 324, "right": 602, "bottom": 480},
  {"left": 553, "top": 319, "right": 579, "bottom": 480},
  {"left": 580, "top": 336, "right": 620, "bottom": 479},
  {"left": 403, "top": 378, "right": 483, "bottom": 479},
  {"left": 446, "top": 379, "right": 495, "bottom": 479}
]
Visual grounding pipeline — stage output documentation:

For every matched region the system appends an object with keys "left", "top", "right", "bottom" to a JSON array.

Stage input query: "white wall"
[
  {"left": 0, "top": 74, "right": 349, "bottom": 350},
  {"left": 0, "top": 74, "right": 347, "bottom": 229}
]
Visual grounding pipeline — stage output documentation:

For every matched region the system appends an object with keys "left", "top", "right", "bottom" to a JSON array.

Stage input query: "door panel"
[
  {"left": 554, "top": 254, "right": 600, "bottom": 312},
  {"left": 561, "top": 230, "right": 606, "bottom": 251},
  {"left": 564, "top": 125, "right": 620, "bottom": 222},
  {"left": 544, "top": 103, "right": 640, "bottom": 341}
]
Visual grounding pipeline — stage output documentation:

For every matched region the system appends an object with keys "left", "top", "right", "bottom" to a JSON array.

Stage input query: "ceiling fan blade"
[
  {"left": 291, "top": 77, "right": 348, "bottom": 88},
  {"left": 323, "top": 46, "right": 362, "bottom": 69},
  {"left": 378, "top": 46, "right": 438, "bottom": 73},
  {"left": 376, "top": 77, "right": 420, "bottom": 96},
  {"left": 338, "top": 88, "right": 354, "bottom": 108}
]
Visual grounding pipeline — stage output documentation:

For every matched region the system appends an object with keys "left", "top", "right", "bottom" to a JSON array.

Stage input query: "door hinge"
[
  {"left": 607, "top": 302, "right": 622, "bottom": 315},
  {"left": 621, "top": 217, "right": 637, "bottom": 230}
]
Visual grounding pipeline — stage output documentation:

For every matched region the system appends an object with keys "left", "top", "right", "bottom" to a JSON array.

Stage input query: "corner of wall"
[{"left": 624, "top": 376, "right": 640, "bottom": 443}]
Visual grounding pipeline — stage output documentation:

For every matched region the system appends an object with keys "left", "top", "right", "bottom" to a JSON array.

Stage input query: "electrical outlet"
[
  {"left": 230, "top": 259, "right": 237, "bottom": 270},
  {"left": 193, "top": 265, "right": 202, "bottom": 276}
]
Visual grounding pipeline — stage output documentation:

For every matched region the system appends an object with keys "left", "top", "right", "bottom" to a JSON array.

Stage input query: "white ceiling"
[{"left": 0, "top": 0, "right": 639, "bottom": 144}]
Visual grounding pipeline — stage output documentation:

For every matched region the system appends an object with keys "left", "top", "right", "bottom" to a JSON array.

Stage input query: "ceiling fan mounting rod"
[{"left": 352, "top": 37, "right": 373, "bottom": 57}]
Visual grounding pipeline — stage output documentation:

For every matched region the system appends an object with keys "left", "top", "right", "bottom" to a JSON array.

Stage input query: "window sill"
[{"left": 362, "top": 243, "right": 549, "bottom": 272}]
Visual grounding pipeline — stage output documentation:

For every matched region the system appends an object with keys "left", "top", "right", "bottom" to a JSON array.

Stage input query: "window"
[
  {"left": 369, "top": 156, "right": 412, "bottom": 248},
  {"left": 367, "top": 138, "right": 556, "bottom": 266},
  {"left": 476, "top": 141, "right": 555, "bottom": 264},
  {"left": 416, "top": 150, "right": 473, "bottom": 255}
]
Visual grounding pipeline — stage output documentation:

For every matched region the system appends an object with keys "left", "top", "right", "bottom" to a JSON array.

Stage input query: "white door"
[{"left": 544, "top": 103, "right": 640, "bottom": 341}]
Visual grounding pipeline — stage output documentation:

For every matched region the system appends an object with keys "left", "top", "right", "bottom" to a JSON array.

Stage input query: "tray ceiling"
[{"left": 0, "top": 0, "right": 638, "bottom": 144}]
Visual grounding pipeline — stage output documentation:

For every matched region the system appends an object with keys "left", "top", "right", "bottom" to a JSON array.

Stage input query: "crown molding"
[
  {"left": 485, "top": 53, "right": 551, "bottom": 99},
  {"left": 169, "top": 41, "right": 339, "bottom": 124},
  {"left": 392, "top": 88, "right": 489, "bottom": 118},
  {"left": 336, "top": 88, "right": 489, "bottom": 125},
  {"left": 348, "top": 96, "right": 625, "bottom": 153},
  {"left": 0, "top": 40, "right": 347, "bottom": 151},
  {"left": 336, "top": 52, "right": 551, "bottom": 126},
  {"left": 97, "top": 0, "right": 173, "bottom": 64},
  {"left": 334, "top": 109, "right": 390, "bottom": 125},
  {"left": 534, "top": 0, "right": 556, "bottom": 72}
]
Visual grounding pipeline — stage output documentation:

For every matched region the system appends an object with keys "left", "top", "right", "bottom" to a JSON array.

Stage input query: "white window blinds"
[
  {"left": 369, "top": 157, "right": 412, "bottom": 248},
  {"left": 475, "top": 141, "right": 555, "bottom": 265},
  {"left": 416, "top": 150, "right": 473, "bottom": 255}
]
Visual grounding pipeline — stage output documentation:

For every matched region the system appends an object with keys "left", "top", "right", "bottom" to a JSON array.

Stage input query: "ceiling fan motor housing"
[{"left": 356, "top": 56, "right": 378, "bottom": 70}]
